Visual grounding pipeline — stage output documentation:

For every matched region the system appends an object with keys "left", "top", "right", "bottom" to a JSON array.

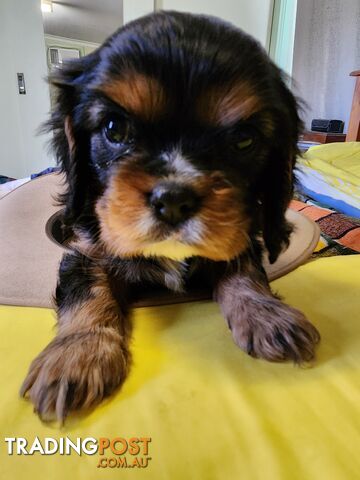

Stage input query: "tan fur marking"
[
  {"left": 101, "top": 72, "right": 167, "bottom": 121},
  {"left": 197, "top": 82, "right": 263, "bottom": 126},
  {"left": 64, "top": 116, "right": 76, "bottom": 154},
  {"left": 96, "top": 161, "right": 159, "bottom": 256},
  {"left": 97, "top": 160, "right": 250, "bottom": 261},
  {"left": 190, "top": 174, "right": 250, "bottom": 260},
  {"left": 20, "top": 266, "right": 131, "bottom": 421},
  {"left": 59, "top": 268, "right": 129, "bottom": 336},
  {"left": 215, "top": 262, "right": 320, "bottom": 363}
]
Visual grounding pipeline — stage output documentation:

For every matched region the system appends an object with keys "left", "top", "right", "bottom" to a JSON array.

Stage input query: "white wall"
[
  {"left": 158, "top": 0, "right": 274, "bottom": 49},
  {"left": 123, "top": 0, "right": 154, "bottom": 26},
  {"left": 0, "top": 0, "right": 52, "bottom": 179},
  {"left": 123, "top": 0, "right": 274, "bottom": 49},
  {"left": 43, "top": 0, "right": 123, "bottom": 44},
  {"left": 292, "top": 0, "right": 360, "bottom": 131}
]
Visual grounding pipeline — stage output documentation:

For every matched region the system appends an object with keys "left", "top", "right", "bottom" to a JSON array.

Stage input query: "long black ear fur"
[
  {"left": 43, "top": 53, "right": 99, "bottom": 227},
  {"left": 260, "top": 76, "right": 303, "bottom": 264}
]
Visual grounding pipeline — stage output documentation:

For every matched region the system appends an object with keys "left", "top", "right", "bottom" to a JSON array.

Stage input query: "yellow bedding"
[
  {"left": 299, "top": 142, "right": 360, "bottom": 200},
  {"left": 1, "top": 256, "right": 360, "bottom": 480}
]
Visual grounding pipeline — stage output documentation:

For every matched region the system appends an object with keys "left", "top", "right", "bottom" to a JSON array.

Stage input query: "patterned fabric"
[
  {"left": 30, "top": 167, "right": 60, "bottom": 179},
  {"left": 290, "top": 198, "right": 360, "bottom": 258}
]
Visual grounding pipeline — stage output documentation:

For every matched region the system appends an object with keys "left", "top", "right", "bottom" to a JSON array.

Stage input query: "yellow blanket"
[
  {"left": 298, "top": 142, "right": 360, "bottom": 200},
  {"left": 1, "top": 256, "right": 360, "bottom": 479}
]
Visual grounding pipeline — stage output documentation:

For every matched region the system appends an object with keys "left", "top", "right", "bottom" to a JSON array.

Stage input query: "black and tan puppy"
[{"left": 21, "top": 11, "right": 320, "bottom": 421}]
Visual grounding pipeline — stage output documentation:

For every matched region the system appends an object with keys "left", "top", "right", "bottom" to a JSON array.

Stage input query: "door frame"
[{"left": 269, "top": 0, "right": 298, "bottom": 76}]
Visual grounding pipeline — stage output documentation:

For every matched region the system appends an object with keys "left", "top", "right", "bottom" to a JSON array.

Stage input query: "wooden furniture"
[
  {"left": 300, "top": 132, "right": 346, "bottom": 144},
  {"left": 346, "top": 70, "right": 360, "bottom": 141}
]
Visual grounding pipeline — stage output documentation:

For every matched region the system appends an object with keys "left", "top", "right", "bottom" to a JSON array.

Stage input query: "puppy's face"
[{"left": 52, "top": 12, "right": 301, "bottom": 263}]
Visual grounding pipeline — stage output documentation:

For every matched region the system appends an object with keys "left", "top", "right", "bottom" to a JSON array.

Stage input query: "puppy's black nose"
[{"left": 150, "top": 183, "right": 200, "bottom": 226}]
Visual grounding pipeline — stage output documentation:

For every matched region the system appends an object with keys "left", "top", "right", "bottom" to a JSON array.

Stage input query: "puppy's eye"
[
  {"left": 103, "top": 116, "right": 131, "bottom": 144},
  {"left": 236, "top": 136, "right": 253, "bottom": 150}
]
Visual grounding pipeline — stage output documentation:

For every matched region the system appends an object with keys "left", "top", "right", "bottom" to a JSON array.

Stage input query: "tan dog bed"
[{"left": 0, "top": 173, "right": 320, "bottom": 308}]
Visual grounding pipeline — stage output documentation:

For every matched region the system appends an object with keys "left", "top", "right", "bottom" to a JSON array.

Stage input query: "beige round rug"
[{"left": 0, "top": 173, "right": 320, "bottom": 308}]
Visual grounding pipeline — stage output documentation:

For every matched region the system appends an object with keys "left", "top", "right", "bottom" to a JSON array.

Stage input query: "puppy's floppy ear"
[
  {"left": 260, "top": 77, "right": 303, "bottom": 264},
  {"left": 45, "top": 54, "right": 98, "bottom": 226}
]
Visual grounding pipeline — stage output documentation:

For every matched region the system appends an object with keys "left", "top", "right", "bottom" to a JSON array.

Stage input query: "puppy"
[{"left": 21, "top": 11, "right": 320, "bottom": 421}]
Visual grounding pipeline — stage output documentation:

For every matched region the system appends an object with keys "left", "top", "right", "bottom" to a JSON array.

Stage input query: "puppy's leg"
[
  {"left": 214, "top": 254, "right": 320, "bottom": 363},
  {"left": 20, "top": 252, "right": 131, "bottom": 421}
]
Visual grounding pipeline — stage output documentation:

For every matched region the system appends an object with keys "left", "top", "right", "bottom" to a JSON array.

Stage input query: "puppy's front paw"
[
  {"left": 228, "top": 297, "right": 320, "bottom": 364},
  {"left": 20, "top": 328, "right": 130, "bottom": 422}
]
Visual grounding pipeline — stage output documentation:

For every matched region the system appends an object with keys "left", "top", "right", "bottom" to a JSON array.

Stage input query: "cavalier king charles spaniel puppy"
[{"left": 21, "top": 11, "right": 320, "bottom": 421}]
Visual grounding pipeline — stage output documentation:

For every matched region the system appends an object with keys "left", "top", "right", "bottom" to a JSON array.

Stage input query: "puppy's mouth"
[
  {"left": 122, "top": 183, "right": 205, "bottom": 260},
  {"left": 138, "top": 214, "right": 206, "bottom": 261},
  {"left": 96, "top": 165, "right": 250, "bottom": 261}
]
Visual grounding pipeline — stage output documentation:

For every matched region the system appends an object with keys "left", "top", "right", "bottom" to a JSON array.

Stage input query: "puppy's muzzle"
[{"left": 149, "top": 182, "right": 200, "bottom": 226}]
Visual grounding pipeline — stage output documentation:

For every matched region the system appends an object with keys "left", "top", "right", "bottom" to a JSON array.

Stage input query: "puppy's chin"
[
  {"left": 97, "top": 207, "right": 249, "bottom": 262},
  {"left": 138, "top": 239, "right": 199, "bottom": 260}
]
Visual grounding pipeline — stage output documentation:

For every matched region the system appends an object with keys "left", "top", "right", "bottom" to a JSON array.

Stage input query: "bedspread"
[{"left": 1, "top": 256, "right": 359, "bottom": 480}]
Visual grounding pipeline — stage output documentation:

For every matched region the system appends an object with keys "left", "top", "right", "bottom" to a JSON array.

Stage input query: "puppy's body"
[{"left": 21, "top": 12, "right": 320, "bottom": 421}]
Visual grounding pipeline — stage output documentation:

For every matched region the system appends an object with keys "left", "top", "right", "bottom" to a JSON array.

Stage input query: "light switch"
[{"left": 17, "top": 73, "right": 26, "bottom": 94}]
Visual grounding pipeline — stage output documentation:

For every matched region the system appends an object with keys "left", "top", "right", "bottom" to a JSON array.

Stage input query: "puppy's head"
[{"left": 49, "top": 11, "right": 301, "bottom": 263}]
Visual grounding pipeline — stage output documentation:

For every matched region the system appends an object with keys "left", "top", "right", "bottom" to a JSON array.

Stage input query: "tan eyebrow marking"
[
  {"left": 197, "top": 82, "right": 263, "bottom": 126},
  {"left": 100, "top": 72, "right": 167, "bottom": 121}
]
